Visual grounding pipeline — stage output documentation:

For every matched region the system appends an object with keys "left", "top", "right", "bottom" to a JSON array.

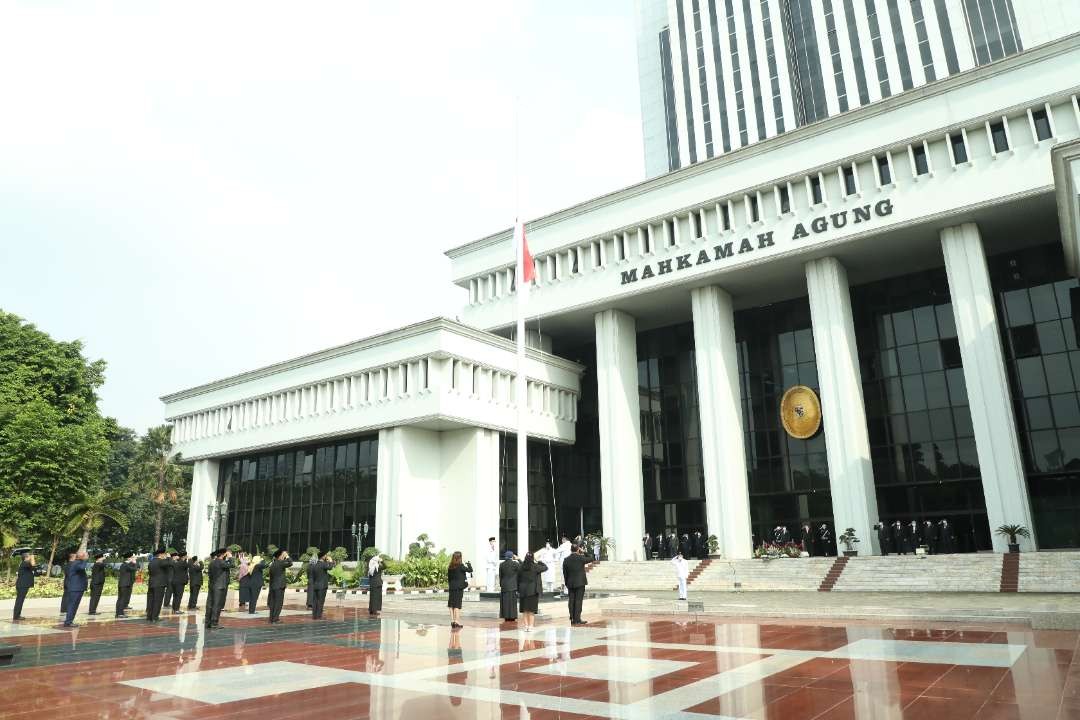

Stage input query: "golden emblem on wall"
[{"left": 780, "top": 385, "right": 822, "bottom": 440}]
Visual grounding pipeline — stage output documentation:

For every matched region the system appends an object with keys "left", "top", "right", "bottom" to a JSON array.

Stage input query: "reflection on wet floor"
[{"left": 1, "top": 603, "right": 1078, "bottom": 719}]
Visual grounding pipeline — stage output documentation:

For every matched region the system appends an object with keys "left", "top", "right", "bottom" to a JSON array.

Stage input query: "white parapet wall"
[{"left": 162, "top": 317, "right": 583, "bottom": 462}]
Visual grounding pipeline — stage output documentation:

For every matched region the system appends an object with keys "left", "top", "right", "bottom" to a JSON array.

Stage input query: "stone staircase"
[
  {"left": 583, "top": 559, "right": 700, "bottom": 591},
  {"left": 583, "top": 552, "right": 1080, "bottom": 593},
  {"left": 829, "top": 554, "right": 1004, "bottom": 592},
  {"left": 1017, "top": 552, "right": 1080, "bottom": 592},
  {"left": 687, "top": 558, "right": 837, "bottom": 591}
]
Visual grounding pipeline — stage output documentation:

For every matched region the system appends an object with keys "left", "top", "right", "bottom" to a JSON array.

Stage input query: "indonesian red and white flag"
[{"left": 517, "top": 221, "right": 536, "bottom": 285}]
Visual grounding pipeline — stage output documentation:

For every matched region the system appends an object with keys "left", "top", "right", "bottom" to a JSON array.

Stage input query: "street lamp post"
[{"left": 351, "top": 521, "right": 372, "bottom": 562}]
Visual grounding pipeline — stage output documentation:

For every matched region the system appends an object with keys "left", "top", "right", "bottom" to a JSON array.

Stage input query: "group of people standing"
[
  {"left": 875, "top": 519, "right": 958, "bottom": 555},
  {"left": 767, "top": 524, "right": 838, "bottom": 556},
  {"left": 643, "top": 530, "right": 710, "bottom": 560}
]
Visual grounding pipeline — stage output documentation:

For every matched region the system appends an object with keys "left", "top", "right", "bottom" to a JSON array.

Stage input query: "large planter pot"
[
  {"left": 1007, "top": 543, "right": 1020, "bottom": 553},
  {"left": 842, "top": 550, "right": 858, "bottom": 557}
]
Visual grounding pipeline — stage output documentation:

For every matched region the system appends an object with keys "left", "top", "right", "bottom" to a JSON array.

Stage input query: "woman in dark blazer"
[
  {"left": 446, "top": 551, "right": 473, "bottom": 628},
  {"left": 517, "top": 551, "right": 547, "bottom": 632},
  {"left": 367, "top": 556, "right": 383, "bottom": 617}
]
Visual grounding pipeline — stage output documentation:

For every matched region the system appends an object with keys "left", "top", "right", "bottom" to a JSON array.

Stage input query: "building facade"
[
  {"left": 170, "top": 32, "right": 1080, "bottom": 562},
  {"left": 636, "top": 0, "right": 1080, "bottom": 176}
]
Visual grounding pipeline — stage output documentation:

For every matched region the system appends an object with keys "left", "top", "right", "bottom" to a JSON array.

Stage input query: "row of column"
[{"left": 595, "top": 222, "right": 1037, "bottom": 558}]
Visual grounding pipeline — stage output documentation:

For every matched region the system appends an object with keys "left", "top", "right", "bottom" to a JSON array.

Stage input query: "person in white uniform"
[
  {"left": 485, "top": 536, "right": 499, "bottom": 591},
  {"left": 672, "top": 551, "right": 689, "bottom": 601},
  {"left": 540, "top": 541, "right": 556, "bottom": 592},
  {"left": 555, "top": 535, "right": 572, "bottom": 593}
]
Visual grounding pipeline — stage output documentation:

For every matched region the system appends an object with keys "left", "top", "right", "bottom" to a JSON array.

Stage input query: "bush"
[
  {"left": 329, "top": 546, "right": 349, "bottom": 563},
  {"left": 360, "top": 546, "right": 382, "bottom": 564},
  {"left": 299, "top": 546, "right": 321, "bottom": 563},
  {"left": 407, "top": 534, "right": 436, "bottom": 560},
  {"left": 392, "top": 551, "right": 450, "bottom": 588}
]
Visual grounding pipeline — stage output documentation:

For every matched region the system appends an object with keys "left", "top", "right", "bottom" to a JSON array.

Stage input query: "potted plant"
[
  {"left": 706, "top": 534, "right": 720, "bottom": 557},
  {"left": 839, "top": 528, "right": 860, "bottom": 556},
  {"left": 995, "top": 524, "right": 1030, "bottom": 553}
]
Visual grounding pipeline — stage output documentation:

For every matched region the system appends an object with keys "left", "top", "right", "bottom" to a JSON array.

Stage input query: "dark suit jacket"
[
  {"left": 249, "top": 561, "right": 269, "bottom": 588},
  {"left": 268, "top": 559, "right": 290, "bottom": 590},
  {"left": 517, "top": 562, "right": 546, "bottom": 597},
  {"left": 562, "top": 553, "right": 588, "bottom": 589},
  {"left": 117, "top": 563, "right": 136, "bottom": 588},
  {"left": 148, "top": 557, "right": 173, "bottom": 589},
  {"left": 16, "top": 561, "right": 41, "bottom": 590},
  {"left": 209, "top": 558, "right": 234, "bottom": 591},
  {"left": 90, "top": 562, "right": 106, "bottom": 587},
  {"left": 188, "top": 561, "right": 203, "bottom": 586},
  {"left": 171, "top": 560, "right": 188, "bottom": 586},
  {"left": 310, "top": 561, "right": 332, "bottom": 590},
  {"left": 66, "top": 560, "right": 91, "bottom": 593},
  {"left": 447, "top": 562, "right": 473, "bottom": 591},
  {"left": 498, "top": 559, "right": 520, "bottom": 591}
]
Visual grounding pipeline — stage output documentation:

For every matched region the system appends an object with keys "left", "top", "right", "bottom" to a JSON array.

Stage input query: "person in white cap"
[{"left": 672, "top": 551, "right": 689, "bottom": 601}]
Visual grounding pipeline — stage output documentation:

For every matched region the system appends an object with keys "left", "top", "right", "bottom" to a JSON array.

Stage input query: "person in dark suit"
[
  {"left": 367, "top": 555, "right": 383, "bottom": 617},
  {"left": 115, "top": 553, "right": 136, "bottom": 617},
  {"left": 63, "top": 550, "right": 92, "bottom": 627},
  {"left": 169, "top": 552, "right": 188, "bottom": 612},
  {"left": 517, "top": 551, "right": 546, "bottom": 632},
  {"left": 802, "top": 523, "right": 817, "bottom": 556},
  {"left": 145, "top": 548, "right": 173, "bottom": 622},
  {"left": 247, "top": 555, "right": 269, "bottom": 613},
  {"left": 938, "top": 519, "right": 956, "bottom": 553},
  {"left": 923, "top": 520, "right": 938, "bottom": 555},
  {"left": 187, "top": 556, "right": 203, "bottom": 609},
  {"left": 446, "top": 551, "right": 473, "bottom": 628},
  {"left": 498, "top": 551, "right": 519, "bottom": 622},
  {"left": 205, "top": 548, "right": 234, "bottom": 629},
  {"left": 162, "top": 552, "right": 176, "bottom": 610},
  {"left": 562, "top": 544, "right": 589, "bottom": 625},
  {"left": 642, "top": 534, "right": 653, "bottom": 560},
  {"left": 875, "top": 522, "right": 891, "bottom": 555},
  {"left": 87, "top": 553, "right": 107, "bottom": 615},
  {"left": 891, "top": 521, "right": 905, "bottom": 554},
  {"left": 13, "top": 552, "right": 43, "bottom": 621},
  {"left": 59, "top": 549, "right": 75, "bottom": 617},
  {"left": 305, "top": 555, "right": 317, "bottom": 609},
  {"left": 267, "top": 549, "right": 290, "bottom": 623},
  {"left": 692, "top": 531, "right": 704, "bottom": 559},
  {"left": 309, "top": 552, "right": 334, "bottom": 620}
]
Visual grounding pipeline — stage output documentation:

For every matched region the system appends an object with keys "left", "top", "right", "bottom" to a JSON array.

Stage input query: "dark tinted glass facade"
[
  {"left": 990, "top": 243, "right": 1080, "bottom": 548},
  {"left": 217, "top": 434, "right": 378, "bottom": 557},
  {"left": 638, "top": 323, "right": 707, "bottom": 535},
  {"left": 735, "top": 298, "right": 834, "bottom": 544},
  {"left": 500, "top": 343, "right": 602, "bottom": 552},
  {"left": 782, "top": 0, "right": 828, "bottom": 125},
  {"left": 852, "top": 269, "right": 991, "bottom": 552}
]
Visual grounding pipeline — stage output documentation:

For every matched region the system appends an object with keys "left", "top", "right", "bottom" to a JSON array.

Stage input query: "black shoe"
[
  {"left": 88, "top": 612, "right": 98, "bottom": 616},
  {"left": 63, "top": 623, "right": 78, "bottom": 628}
]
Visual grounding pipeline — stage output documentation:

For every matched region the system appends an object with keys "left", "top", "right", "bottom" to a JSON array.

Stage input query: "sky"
[{"left": 0, "top": 1, "right": 645, "bottom": 434}]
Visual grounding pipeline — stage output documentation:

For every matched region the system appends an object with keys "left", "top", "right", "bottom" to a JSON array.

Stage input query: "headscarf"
[
  {"left": 238, "top": 556, "right": 250, "bottom": 579},
  {"left": 368, "top": 555, "right": 381, "bottom": 577}
]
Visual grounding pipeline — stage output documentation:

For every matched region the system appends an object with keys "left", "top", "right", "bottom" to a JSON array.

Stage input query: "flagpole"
[{"left": 515, "top": 220, "right": 529, "bottom": 558}]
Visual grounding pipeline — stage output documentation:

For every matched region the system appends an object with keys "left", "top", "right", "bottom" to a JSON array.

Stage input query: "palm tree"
[
  {"left": 131, "top": 425, "right": 185, "bottom": 549},
  {"left": 1, "top": 524, "right": 17, "bottom": 582},
  {"left": 63, "top": 488, "right": 130, "bottom": 553}
]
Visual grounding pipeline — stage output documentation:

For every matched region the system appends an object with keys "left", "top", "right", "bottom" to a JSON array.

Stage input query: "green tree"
[
  {"left": 0, "top": 311, "right": 111, "bottom": 551},
  {"left": 63, "top": 488, "right": 131, "bottom": 553},
  {"left": 130, "top": 425, "right": 185, "bottom": 549},
  {"left": 1, "top": 524, "right": 17, "bottom": 581}
]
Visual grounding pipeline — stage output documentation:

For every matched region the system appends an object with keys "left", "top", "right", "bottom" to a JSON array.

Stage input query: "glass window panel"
[
  {"left": 798, "top": 362, "right": 818, "bottom": 388},
  {"left": 1030, "top": 430, "right": 1062, "bottom": 472},
  {"left": 908, "top": 411, "right": 932, "bottom": 443},
  {"left": 913, "top": 306, "right": 937, "bottom": 342},
  {"left": 1027, "top": 397, "right": 1054, "bottom": 430},
  {"left": 1036, "top": 322, "right": 1067, "bottom": 355},
  {"left": 1046, "top": 354, "right": 1075, "bottom": 395},
  {"left": 929, "top": 407, "right": 955, "bottom": 439},
  {"left": 918, "top": 342, "right": 943, "bottom": 372},
  {"left": 890, "top": 414, "right": 909, "bottom": 444},
  {"left": 880, "top": 349, "right": 899, "bottom": 377},
  {"left": 885, "top": 378, "right": 906, "bottom": 413},
  {"left": 924, "top": 371, "right": 950, "bottom": 410},
  {"left": 936, "top": 441, "right": 960, "bottom": 479},
  {"left": 956, "top": 438, "right": 979, "bottom": 474},
  {"left": 1051, "top": 393, "right": 1080, "bottom": 428},
  {"left": 902, "top": 375, "right": 927, "bottom": 411},
  {"left": 1003, "top": 289, "right": 1033, "bottom": 327},
  {"left": 1017, "top": 357, "right": 1048, "bottom": 397},
  {"left": 1059, "top": 428, "right": 1080, "bottom": 468},
  {"left": 1030, "top": 284, "right": 1059, "bottom": 322},
  {"left": 941, "top": 337, "right": 963, "bottom": 369},
  {"left": 954, "top": 407, "right": 974, "bottom": 438},
  {"left": 893, "top": 311, "right": 917, "bottom": 346},
  {"left": 935, "top": 304, "right": 957, "bottom": 338},
  {"left": 898, "top": 345, "right": 922, "bottom": 375},
  {"left": 1010, "top": 325, "right": 1041, "bottom": 358}
]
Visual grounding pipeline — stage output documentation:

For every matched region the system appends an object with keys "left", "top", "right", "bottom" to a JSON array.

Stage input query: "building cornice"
[
  {"left": 443, "top": 32, "right": 1080, "bottom": 264},
  {"left": 160, "top": 317, "right": 584, "bottom": 404}
]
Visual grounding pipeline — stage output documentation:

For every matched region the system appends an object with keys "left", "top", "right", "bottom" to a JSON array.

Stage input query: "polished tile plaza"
[{"left": 1, "top": 604, "right": 1078, "bottom": 719}]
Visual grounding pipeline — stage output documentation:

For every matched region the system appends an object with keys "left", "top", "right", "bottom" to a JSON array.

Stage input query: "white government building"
[{"left": 171, "top": 10, "right": 1080, "bottom": 563}]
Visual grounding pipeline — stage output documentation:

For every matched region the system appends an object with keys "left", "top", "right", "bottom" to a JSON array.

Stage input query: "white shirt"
[
  {"left": 557, "top": 541, "right": 571, "bottom": 560},
  {"left": 486, "top": 545, "right": 499, "bottom": 568},
  {"left": 672, "top": 556, "right": 689, "bottom": 580}
]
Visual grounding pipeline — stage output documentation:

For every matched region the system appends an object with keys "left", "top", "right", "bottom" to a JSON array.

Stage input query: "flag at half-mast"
[{"left": 517, "top": 221, "right": 536, "bottom": 285}]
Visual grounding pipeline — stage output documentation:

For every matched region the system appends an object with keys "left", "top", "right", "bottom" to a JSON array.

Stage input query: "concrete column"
[
  {"left": 806, "top": 257, "right": 881, "bottom": 555},
  {"left": 595, "top": 309, "right": 646, "bottom": 560},
  {"left": 186, "top": 458, "right": 220, "bottom": 559},
  {"left": 691, "top": 286, "right": 753, "bottom": 559},
  {"left": 439, "top": 427, "right": 501, "bottom": 567},
  {"left": 941, "top": 223, "right": 1037, "bottom": 551}
]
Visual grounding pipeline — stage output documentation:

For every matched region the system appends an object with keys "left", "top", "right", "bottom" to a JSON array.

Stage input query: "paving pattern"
[{"left": 2, "top": 601, "right": 1079, "bottom": 719}]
